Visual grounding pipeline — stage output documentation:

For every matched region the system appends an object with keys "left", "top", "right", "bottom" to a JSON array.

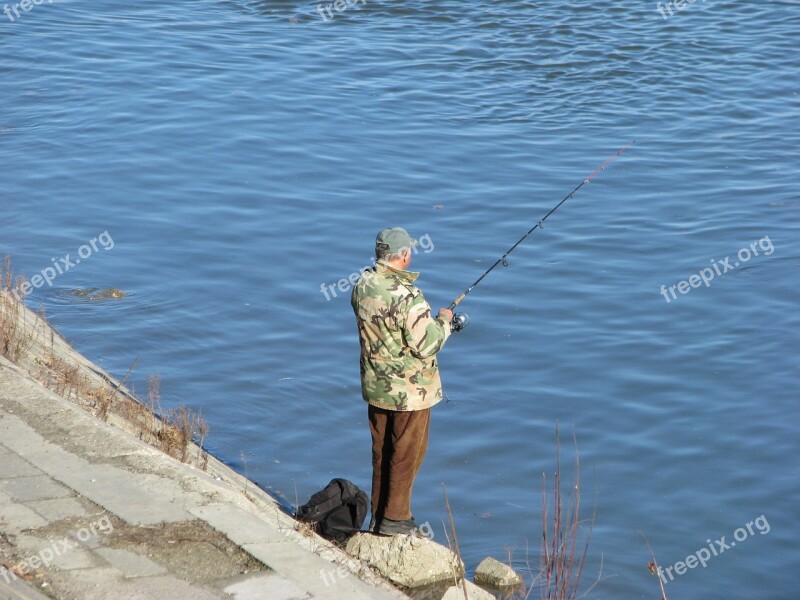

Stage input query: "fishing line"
[{"left": 448, "top": 140, "right": 635, "bottom": 332}]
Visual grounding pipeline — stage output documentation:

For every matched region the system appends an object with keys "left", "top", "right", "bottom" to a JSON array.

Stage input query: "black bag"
[{"left": 295, "top": 478, "right": 368, "bottom": 542}]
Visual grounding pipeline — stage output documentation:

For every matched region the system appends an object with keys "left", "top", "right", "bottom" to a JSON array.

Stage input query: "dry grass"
[
  {"left": 38, "top": 353, "right": 212, "bottom": 469},
  {"left": 3, "top": 254, "right": 211, "bottom": 471},
  {"left": 36, "top": 332, "right": 120, "bottom": 422},
  {"left": 0, "top": 255, "right": 35, "bottom": 363},
  {"left": 294, "top": 517, "right": 318, "bottom": 539},
  {"left": 148, "top": 374, "right": 211, "bottom": 467},
  {"left": 438, "top": 429, "right": 598, "bottom": 600},
  {"left": 116, "top": 385, "right": 159, "bottom": 435},
  {"left": 291, "top": 482, "right": 318, "bottom": 538},
  {"left": 442, "top": 483, "right": 469, "bottom": 598},
  {"left": 239, "top": 451, "right": 256, "bottom": 503},
  {"left": 442, "top": 483, "right": 470, "bottom": 598}
]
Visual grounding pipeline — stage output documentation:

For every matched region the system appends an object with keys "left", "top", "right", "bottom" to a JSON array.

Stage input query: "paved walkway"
[{"left": 0, "top": 355, "right": 407, "bottom": 600}]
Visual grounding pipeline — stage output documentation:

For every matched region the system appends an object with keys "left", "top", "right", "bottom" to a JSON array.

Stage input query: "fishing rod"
[{"left": 448, "top": 140, "right": 635, "bottom": 332}]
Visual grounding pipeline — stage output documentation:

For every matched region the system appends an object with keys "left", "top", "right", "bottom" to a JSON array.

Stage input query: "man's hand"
[{"left": 438, "top": 308, "right": 453, "bottom": 322}]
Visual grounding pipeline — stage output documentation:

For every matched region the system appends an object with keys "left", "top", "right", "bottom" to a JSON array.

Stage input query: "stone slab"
[
  {"left": 189, "top": 504, "right": 288, "bottom": 546},
  {"left": 95, "top": 548, "right": 168, "bottom": 578},
  {"left": 0, "top": 475, "right": 73, "bottom": 503},
  {"left": 0, "top": 411, "right": 193, "bottom": 525},
  {"left": 0, "top": 501, "right": 49, "bottom": 533},
  {"left": 223, "top": 572, "right": 310, "bottom": 600},
  {"left": 63, "top": 470, "right": 194, "bottom": 526},
  {"left": 12, "top": 534, "right": 99, "bottom": 571},
  {"left": 0, "top": 455, "right": 42, "bottom": 479},
  {"left": 242, "top": 541, "right": 390, "bottom": 600},
  {"left": 116, "top": 575, "right": 224, "bottom": 600},
  {"left": 27, "top": 497, "right": 89, "bottom": 522},
  {"left": 0, "top": 573, "right": 53, "bottom": 600},
  {"left": 0, "top": 349, "right": 406, "bottom": 600},
  {"left": 42, "top": 567, "right": 127, "bottom": 600}
]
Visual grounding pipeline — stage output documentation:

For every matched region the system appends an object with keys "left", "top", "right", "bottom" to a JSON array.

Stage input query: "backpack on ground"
[{"left": 295, "top": 478, "right": 368, "bottom": 542}]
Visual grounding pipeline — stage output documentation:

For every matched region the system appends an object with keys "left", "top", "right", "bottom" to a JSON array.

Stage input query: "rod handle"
[{"left": 448, "top": 293, "right": 466, "bottom": 311}]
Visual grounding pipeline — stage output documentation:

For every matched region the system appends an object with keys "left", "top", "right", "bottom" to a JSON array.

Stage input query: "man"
[{"left": 351, "top": 227, "right": 453, "bottom": 536}]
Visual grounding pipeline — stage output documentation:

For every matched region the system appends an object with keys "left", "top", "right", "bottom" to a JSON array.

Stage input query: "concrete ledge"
[{"left": 0, "top": 293, "right": 409, "bottom": 600}]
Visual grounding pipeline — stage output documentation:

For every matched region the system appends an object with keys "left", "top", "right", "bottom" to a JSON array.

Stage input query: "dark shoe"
[
  {"left": 376, "top": 517, "right": 418, "bottom": 536},
  {"left": 366, "top": 515, "right": 377, "bottom": 532}
]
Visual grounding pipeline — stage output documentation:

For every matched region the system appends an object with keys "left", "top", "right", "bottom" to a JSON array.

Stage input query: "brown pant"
[{"left": 368, "top": 404, "right": 431, "bottom": 522}]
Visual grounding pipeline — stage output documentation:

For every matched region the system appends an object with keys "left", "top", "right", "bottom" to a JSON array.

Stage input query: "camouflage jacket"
[{"left": 351, "top": 260, "right": 451, "bottom": 411}]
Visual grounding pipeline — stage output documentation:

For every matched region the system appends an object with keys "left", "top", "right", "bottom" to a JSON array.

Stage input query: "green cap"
[{"left": 375, "top": 227, "right": 418, "bottom": 257}]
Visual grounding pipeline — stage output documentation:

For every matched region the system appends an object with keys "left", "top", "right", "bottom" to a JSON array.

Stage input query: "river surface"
[{"left": 2, "top": 1, "right": 798, "bottom": 597}]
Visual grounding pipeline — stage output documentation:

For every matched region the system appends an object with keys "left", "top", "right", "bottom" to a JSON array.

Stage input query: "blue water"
[{"left": 2, "top": 1, "right": 798, "bottom": 597}]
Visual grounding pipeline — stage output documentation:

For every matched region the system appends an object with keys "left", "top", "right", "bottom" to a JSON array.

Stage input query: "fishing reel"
[{"left": 451, "top": 312, "right": 469, "bottom": 333}]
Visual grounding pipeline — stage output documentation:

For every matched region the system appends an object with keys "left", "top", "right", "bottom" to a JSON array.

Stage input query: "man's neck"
[{"left": 385, "top": 260, "right": 407, "bottom": 271}]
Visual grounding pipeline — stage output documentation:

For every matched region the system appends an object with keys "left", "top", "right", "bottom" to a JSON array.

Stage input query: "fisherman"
[{"left": 351, "top": 227, "right": 453, "bottom": 536}]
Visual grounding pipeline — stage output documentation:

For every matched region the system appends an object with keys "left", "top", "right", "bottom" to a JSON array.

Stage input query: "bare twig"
[
  {"left": 114, "top": 354, "right": 140, "bottom": 397},
  {"left": 537, "top": 424, "right": 594, "bottom": 600},
  {"left": 442, "top": 483, "right": 469, "bottom": 599},
  {"left": 640, "top": 533, "right": 668, "bottom": 600}
]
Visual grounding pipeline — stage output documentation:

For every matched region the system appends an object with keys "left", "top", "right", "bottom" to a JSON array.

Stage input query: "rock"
[
  {"left": 473, "top": 556, "right": 523, "bottom": 588},
  {"left": 345, "top": 532, "right": 463, "bottom": 588},
  {"left": 71, "top": 288, "right": 126, "bottom": 301},
  {"left": 441, "top": 581, "right": 496, "bottom": 600}
]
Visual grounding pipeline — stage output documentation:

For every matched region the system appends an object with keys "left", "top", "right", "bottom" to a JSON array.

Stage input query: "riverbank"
[{"left": 0, "top": 282, "right": 408, "bottom": 599}]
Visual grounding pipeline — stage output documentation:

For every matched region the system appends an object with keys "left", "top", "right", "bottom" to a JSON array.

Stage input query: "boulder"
[
  {"left": 441, "top": 581, "right": 496, "bottom": 600},
  {"left": 473, "top": 556, "right": 523, "bottom": 588},
  {"left": 345, "top": 532, "right": 463, "bottom": 588}
]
